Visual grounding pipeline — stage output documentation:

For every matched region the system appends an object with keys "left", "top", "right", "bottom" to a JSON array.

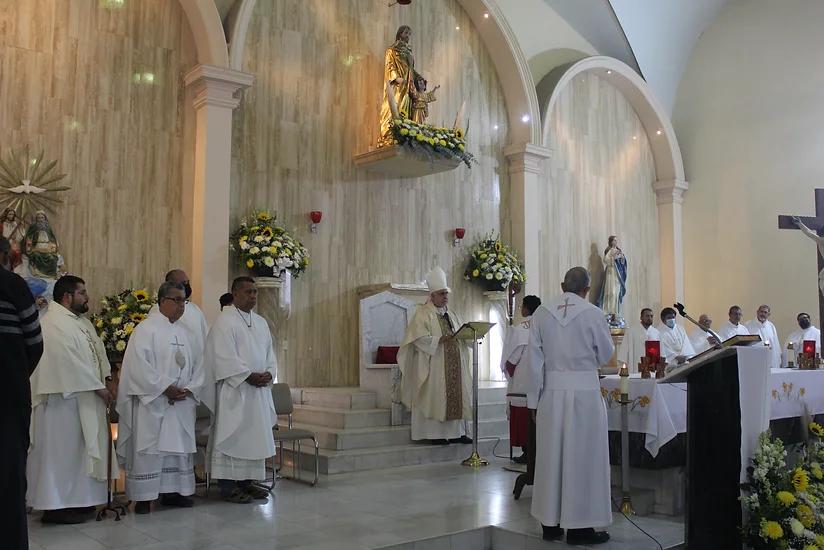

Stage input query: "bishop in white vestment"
[
  {"left": 688, "top": 314, "right": 716, "bottom": 354},
  {"left": 116, "top": 283, "right": 205, "bottom": 513},
  {"left": 717, "top": 305, "right": 750, "bottom": 341},
  {"left": 204, "top": 277, "right": 277, "bottom": 503},
  {"left": 784, "top": 312, "right": 822, "bottom": 366},
  {"left": 745, "top": 305, "right": 780, "bottom": 369},
  {"left": 617, "top": 308, "right": 660, "bottom": 373},
  {"left": 27, "top": 276, "right": 116, "bottom": 524},
  {"left": 658, "top": 307, "right": 695, "bottom": 365},
  {"left": 528, "top": 267, "right": 613, "bottom": 545},
  {"left": 398, "top": 267, "right": 472, "bottom": 444}
]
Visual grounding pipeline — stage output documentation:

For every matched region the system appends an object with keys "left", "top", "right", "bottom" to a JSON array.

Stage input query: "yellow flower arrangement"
[
  {"left": 389, "top": 119, "right": 476, "bottom": 168},
  {"left": 464, "top": 232, "right": 525, "bottom": 291},
  {"left": 777, "top": 491, "right": 796, "bottom": 506},
  {"left": 760, "top": 520, "right": 783, "bottom": 539},
  {"left": 232, "top": 209, "right": 310, "bottom": 278},
  {"left": 91, "top": 288, "right": 156, "bottom": 359},
  {"left": 812, "top": 422, "right": 824, "bottom": 437},
  {"left": 794, "top": 468, "right": 810, "bottom": 493}
]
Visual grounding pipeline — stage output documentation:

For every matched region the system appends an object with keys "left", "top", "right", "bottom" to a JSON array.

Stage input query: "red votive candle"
[
  {"left": 804, "top": 340, "right": 816, "bottom": 356},
  {"left": 645, "top": 340, "right": 661, "bottom": 363}
]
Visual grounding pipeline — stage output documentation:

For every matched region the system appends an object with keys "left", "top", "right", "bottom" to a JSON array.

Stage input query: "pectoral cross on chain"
[
  {"left": 557, "top": 297, "right": 575, "bottom": 319},
  {"left": 171, "top": 335, "right": 186, "bottom": 368}
]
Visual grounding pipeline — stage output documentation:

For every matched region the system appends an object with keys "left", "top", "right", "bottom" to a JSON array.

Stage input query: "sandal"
[
  {"left": 222, "top": 488, "right": 253, "bottom": 504},
  {"left": 243, "top": 484, "right": 270, "bottom": 500}
]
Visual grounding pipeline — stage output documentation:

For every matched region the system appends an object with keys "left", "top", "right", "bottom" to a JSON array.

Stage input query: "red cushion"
[{"left": 375, "top": 346, "right": 400, "bottom": 364}]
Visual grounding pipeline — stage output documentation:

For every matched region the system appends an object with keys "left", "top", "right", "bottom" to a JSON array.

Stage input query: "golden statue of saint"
[
  {"left": 409, "top": 75, "right": 439, "bottom": 124},
  {"left": 379, "top": 25, "right": 416, "bottom": 146}
]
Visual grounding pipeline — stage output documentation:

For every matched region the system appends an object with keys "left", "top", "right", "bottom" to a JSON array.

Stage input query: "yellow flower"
[
  {"left": 472, "top": 269, "right": 480, "bottom": 278},
  {"left": 817, "top": 534, "right": 824, "bottom": 548},
  {"left": 439, "top": 139, "right": 446, "bottom": 146},
  {"left": 804, "top": 545, "right": 819, "bottom": 550},
  {"left": 416, "top": 134, "right": 425, "bottom": 142},
  {"left": 814, "top": 465, "right": 823, "bottom": 480},
  {"left": 794, "top": 468, "right": 810, "bottom": 493},
  {"left": 246, "top": 259, "right": 254, "bottom": 268},
  {"left": 115, "top": 340, "right": 126, "bottom": 352},
  {"left": 638, "top": 395, "right": 650, "bottom": 407},
  {"left": 812, "top": 422, "right": 824, "bottom": 437},
  {"left": 400, "top": 128, "right": 409, "bottom": 136},
  {"left": 257, "top": 211, "right": 271, "bottom": 221},
  {"left": 458, "top": 144, "right": 465, "bottom": 151},
  {"left": 118, "top": 304, "right": 127, "bottom": 312},
  {"left": 455, "top": 127, "right": 464, "bottom": 139},
  {"left": 777, "top": 491, "right": 796, "bottom": 506},
  {"left": 240, "top": 235, "right": 248, "bottom": 241},
  {"left": 760, "top": 520, "right": 783, "bottom": 540},
  {"left": 95, "top": 320, "right": 104, "bottom": 329},
  {"left": 124, "top": 323, "right": 135, "bottom": 335},
  {"left": 428, "top": 138, "right": 436, "bottom": 145},
  {"left": 798, "top": 503, "right": 815, "bottom": 527},
  {"left": 132, "top": 289, "right": 149, "bottom": 302},
  {"left": 495, "top": 241, "right": 502, "bottom": 252}
]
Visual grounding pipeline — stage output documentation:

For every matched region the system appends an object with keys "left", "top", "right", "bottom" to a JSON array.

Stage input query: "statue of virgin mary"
[{"left": 597, "top": 235, "right": 627, "bottom": 327}]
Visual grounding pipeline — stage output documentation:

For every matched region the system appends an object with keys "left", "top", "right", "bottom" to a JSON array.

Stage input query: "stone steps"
[
  {"left": 292, "top": 387, "right": 377, "bottom": 410},
  {"left": 291, "top": 405, "right": 390, "bottom": 429}
]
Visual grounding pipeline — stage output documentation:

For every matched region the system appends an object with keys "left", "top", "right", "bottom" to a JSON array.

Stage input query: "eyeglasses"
[{"left": 163, "top": 297, "right": 186, "bottom": 305}]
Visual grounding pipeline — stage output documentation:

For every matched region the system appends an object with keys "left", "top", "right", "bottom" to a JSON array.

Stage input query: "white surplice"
[
  {"left": 149, "top": 301, "right": 208, "bottom": 361},
  {"left": 204, "top": 306, "right": 277, "bottom": 481},
  {"left": 500, "top": 318, "right": 531, "bottom": 407},
  {"left": 528, "top": 293, "right": 614, "bottom": 530},
  {"left": 745, "top": 319, "right": 781, "bottom": 369},
  {"left": 658, "top": 323, "right": 696, "bottom": 364},
  {"left": 617, "top": 324, "right": 660, "bottom": 373},
  {"left": 717, "top": 320, "right": 750, "bottom": 342},
  {"left": 116, "top": 310, "right": 205, "bottom": 501},
  {"left": 27, "top": 303, "right": 115, "bottom": 510},
  {"left": 784, "top": 325, "right": 822, "bottom": 366},
  {"left": 688, "top": 327, "right": 714, "bottom": 355},
  {"left": 398, "top": 303, "right": 471, "bottom": 440}
]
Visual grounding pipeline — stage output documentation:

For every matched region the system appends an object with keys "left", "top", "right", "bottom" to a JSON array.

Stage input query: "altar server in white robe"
[
  {"left": 529, "top": 267, "right": 613, "bottom": 545},
  {"left": 148, "top": 269, "right": 209, "bottom": 361},
  {"left": 27, "top": 276, "right": 116, "bottom": 524},
  {"left": 659, "top": 307, "right": 695, "bottom": 365},
  {"left": 116, "top": 282, "right": 205, "bottom": 514},
  {"left": 398, "top": 266, "right": 472, "bottom": 444},
  {"left": 784, "top": 312, "right": 822, "bottom": 366},
  {"left": 618, "top": 308, "right": 660, "bottom": 373},
  {"left": 688, "top": 314, "right": 717, "bottom": 354},
  {"left": 205, "top": 276, "right": 277, "bottom": 504},
  {"left": 718, "top": 305, "right": 750, "bottom": 341},
  {"left": 746, "top": 305, "right": 781, "bottom": 369}
]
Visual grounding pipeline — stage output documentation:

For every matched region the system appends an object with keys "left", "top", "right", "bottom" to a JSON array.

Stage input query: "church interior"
[{"left": 5, "top": 0, "right": 824, "bottom": 549}]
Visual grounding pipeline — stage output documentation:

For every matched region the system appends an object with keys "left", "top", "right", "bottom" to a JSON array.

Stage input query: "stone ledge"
[{"left": 353, "top": 145, "right": 462, "bottom": 178}]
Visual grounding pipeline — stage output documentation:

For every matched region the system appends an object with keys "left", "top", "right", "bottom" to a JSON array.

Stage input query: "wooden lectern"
[{"left": 658, "top": 342, "right": 770, "bottom": 549}]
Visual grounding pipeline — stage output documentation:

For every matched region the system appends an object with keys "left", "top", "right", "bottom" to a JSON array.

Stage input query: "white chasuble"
[
  {"left": 116, "top": 310, "right": 204, "bottom": 500},
  {"left": 745, "top": 319, "right": 781, "bottom": 369},
  {"left": 717, "top": 321, "right": 750, "bottom": 342},
  {"left": 617, "top": 324, "right": 660, "bottom": 373},
  {"left": 689, "top": 327, "right": 714, "bottom": 355},
  {"left": 528, "top": 293, "right": 614, "bottom": 529},
  {"left": 204, "top": 306, "right": 277, "bottom": 480},
  {"left": 658, "top": 324, "right": 696, "bottom": 364},
  {"left": 27, "top": 303, "right": 115, "bottom": 510},
  {"left": 398, "top": 303, "right": 471, "bottom": 440}
]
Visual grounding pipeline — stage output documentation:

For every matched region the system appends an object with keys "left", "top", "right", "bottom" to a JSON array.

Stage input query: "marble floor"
[{"left": 27, "top": 457, "right": 684, "bottom": 550}]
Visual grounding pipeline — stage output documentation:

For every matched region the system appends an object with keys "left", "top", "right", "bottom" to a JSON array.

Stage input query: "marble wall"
[
  {"left": 541, "top": 72, "right": 661, "bottom": 321},
  {"left": 0, "top": 0, "right": 197, "bottom": 299},
  {"left": 232, "top": 0, "right": 511, "bottom": 387}
]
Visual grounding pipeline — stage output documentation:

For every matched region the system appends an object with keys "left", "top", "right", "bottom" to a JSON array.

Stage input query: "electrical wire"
[{"left": 610, "top": 496, "right": 665, "bottom": 550}]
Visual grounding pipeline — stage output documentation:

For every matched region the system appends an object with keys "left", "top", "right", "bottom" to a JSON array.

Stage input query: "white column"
[
  {"left": 184, "top": 64, "right": 254, "bottom": 324},
  {"left": 653, "top": 178, "right": 689, "bottom": 307},
  {"left": 504, "top": 143, "right": 552, "bottom": 296}
]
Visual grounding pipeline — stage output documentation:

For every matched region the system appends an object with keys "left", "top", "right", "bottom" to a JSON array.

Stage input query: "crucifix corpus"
[{"left": 778, "top": 188, "right": 824, "bottom": 325}]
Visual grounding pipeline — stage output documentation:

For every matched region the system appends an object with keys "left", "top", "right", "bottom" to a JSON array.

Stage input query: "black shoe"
[
  {"left": 134, "top": 501, "right": 152, "bottom": 514},
  {"left": 542, "top": 525, "right": 564, "bottom": 541},
  {"left": 41, "top": 509, "right": 87, "bottom": 524},
  {"left": 430, "top": 439, "right": 450, "bottom": 445},
  {"left": 513, "top": 453, "right": 528, "bottom": 464},
  {"left": 513, "top": 474, "right": 529, "bottom": 500},
  {"left": 160, "top": 493, "right": 194, "bottom": 508},
  {"left": 448, "top": 436, "right": 473, "bottom": 444},
  {"left": 567, "top": 528, "right": 610, "bottom": 545}
]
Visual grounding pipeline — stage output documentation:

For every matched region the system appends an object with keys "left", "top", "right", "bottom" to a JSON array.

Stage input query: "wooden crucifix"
[{"left": 778, "top": 188, "right": 824, "bottom": 325}]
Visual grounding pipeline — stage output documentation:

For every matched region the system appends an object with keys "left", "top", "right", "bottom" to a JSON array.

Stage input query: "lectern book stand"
[{"left": 454, "top": 321, "right": 495, "bottom": 467}]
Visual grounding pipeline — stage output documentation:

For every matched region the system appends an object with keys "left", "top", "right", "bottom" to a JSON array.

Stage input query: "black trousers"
[{"left": 1, "top": 405, "right": 30, "bottom": 550}]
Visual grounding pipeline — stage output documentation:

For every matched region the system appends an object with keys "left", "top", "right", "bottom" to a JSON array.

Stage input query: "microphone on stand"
[{"left": 673, "top": 302, "right": 723, "bottom": 346}]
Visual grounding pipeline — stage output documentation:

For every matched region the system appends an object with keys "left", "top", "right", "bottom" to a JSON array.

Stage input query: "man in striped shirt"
[{"left": 1, "top": 236, "right": 43, "bottom": 550}]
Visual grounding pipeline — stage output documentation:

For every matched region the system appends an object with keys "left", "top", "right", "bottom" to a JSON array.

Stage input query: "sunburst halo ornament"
[{"left": 0, "top": 146, "right": 70, "bottom": 220}]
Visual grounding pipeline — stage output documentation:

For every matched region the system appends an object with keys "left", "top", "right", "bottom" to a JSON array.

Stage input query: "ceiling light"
[
  {"left": 493, "top": 124, "right": 498, "bottom": 130},
  {"left": 521, "top": 115, "right": 530, "bottom": 123},
  {"left": 455, "top": 26, "right": 460, "bottom": 30},
  {"left": 656, "top": 130, "right": 662, "bottom": 135},
  {"left": 483, "top": 12, "right": 489, "bottom": 18}
]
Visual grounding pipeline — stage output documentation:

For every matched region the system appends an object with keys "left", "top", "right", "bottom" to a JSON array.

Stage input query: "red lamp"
[
  {"left": 453, "top": 227, "right": 465, "bottom": 247},
  {"left": 645, "top": 340, "right": 661, "bottom": 363},
  {"left": 309, "top": 211, "right": 322, "bottom": 233},
  {"left": 803, "top": 340, "right": 816, "bottom": 356}
]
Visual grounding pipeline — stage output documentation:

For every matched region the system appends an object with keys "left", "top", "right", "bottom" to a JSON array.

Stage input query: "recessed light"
[
  {"left": 455, "top": 26, "right": 460, "bottom": 30},
  {"left": 521, "top": 115, "right": 530, "bottom": 123},
  {"left": 493, "top": 124, "right": 499, "bottom": 130},
  {"left": 606, "top": 70, "right": 612, "bottom": 75},
  {"left": 632, "top": 136, "right": 637, "bottom": 140},
  {"left": 656, "top": 130, "right": 662, "bottom": 135}
]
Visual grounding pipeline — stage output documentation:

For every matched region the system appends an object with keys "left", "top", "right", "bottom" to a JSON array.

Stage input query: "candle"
[
  {"left": 619, "top": 362, "right": 630, "bottom": 396},
  {"left": 804, "top": 340, "right": 817, "bottom": 356},
  {"left": 645, "top": 340, "right": 661, "bottom": 363}
]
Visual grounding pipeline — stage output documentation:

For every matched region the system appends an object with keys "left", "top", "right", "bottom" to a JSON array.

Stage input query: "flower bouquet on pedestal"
[
  {"left": 463, "top": 232, "right": 525, "bottom": 292},
  {"left": 230, "top": 210, "right": 310, "bottom": 279},
  {"left": 91, "top": 288, "right": 155, "bottom": 363}
]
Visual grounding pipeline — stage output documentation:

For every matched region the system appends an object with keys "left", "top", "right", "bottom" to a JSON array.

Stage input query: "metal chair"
[{"left": 271, "top": 383, "right": 319, "bottom": 486}]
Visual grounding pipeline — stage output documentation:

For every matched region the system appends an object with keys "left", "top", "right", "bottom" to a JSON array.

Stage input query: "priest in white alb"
[
  {"left": 717, "top": 305, "right": 750, "bottom": 341},
  {"left": 618, "top": 308, "right": 659, "bottom": 373},
  {"left": 149, "top": 269, "right": 209, "bottom": 361},
  {"left": 204, "top": 276, "right": 277, "bottom": 504},
  {"left": 27, "top": 276, "right": 116, "bottom": 524},
  {"left": 116, "top": 282, "right": 205, "bottom": 514},
  {"left": 528, "top": 267, "right": 613, "bottom": 545},
  {"left": 398, "top": 266, "right": 472, "bottom": 445},
  {"left": 688, "top": 313, "right": 717, "bottom": 354},
  {"left": 658, "top": 307, "right": 695, "bottom": 365},
  {"left": 784, "top": 312, "right": 822, "bottom": 366},
  {"left": 745, "top": 305, "right": 780, "bottom": 369}
]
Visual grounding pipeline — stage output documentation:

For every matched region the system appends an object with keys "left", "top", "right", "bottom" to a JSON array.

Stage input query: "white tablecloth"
[{"left": 601, "top": 368, "right": 824, "bottom": 457}]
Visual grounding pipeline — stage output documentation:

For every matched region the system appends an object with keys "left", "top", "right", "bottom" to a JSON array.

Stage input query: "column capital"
[
  {"left": 653, "top": 178, "right": 689, "bottom": 205},
  {"left": 504, "top": 142, "right": 552, "bottom": 176},
  {"left": 184, "top": 64, "right": 254, "bottom": 110}
]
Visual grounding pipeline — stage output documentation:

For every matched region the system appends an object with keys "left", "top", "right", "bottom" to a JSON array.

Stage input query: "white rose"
[
  {"left": 790, "top": 518, "right": 804, "bottom": 536},
  {"left": 253, "top": 235, "right": 264, "bottom": 243},
  {"left": 115, "top": 340, "right": 126, "bottom": 352},
  {"left": 263, "top": 257, "right": 275, "bottom": 267},
  {"left": 485, "top": 273, "right": 493, "bottom": 280},
  {"left": 250, "top": 246, "right": 260, "bottom": 254},
  {"left": 494, "top": 272, "right": 503, "bottom": 280},
  {"left": 140, "top": 304, "right": 151, "bottom": 311},
  {"left": 111, "top": 316, "right": 122, "bottom": 326},
  {"left": 240, "top": 241, "right": 250, "bottom": 250}
]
